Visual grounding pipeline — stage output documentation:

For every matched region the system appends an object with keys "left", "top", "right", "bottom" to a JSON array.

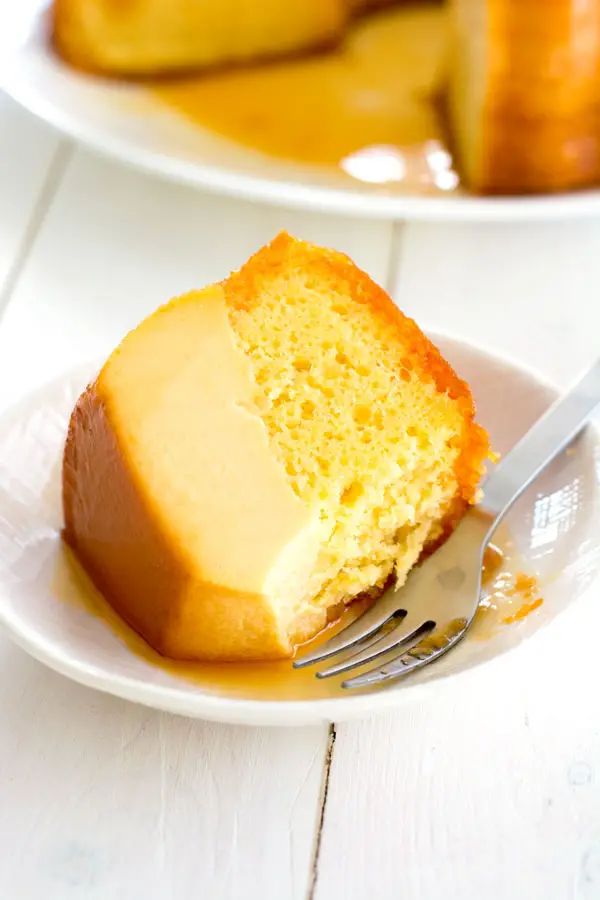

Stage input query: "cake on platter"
[{"left": 53, "top": 0, "right": 600, "bottom": 194}]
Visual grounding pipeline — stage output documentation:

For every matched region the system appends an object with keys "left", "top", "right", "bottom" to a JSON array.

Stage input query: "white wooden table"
[{"left": 1, "top": 92, "right": 600, "bottom": 900}]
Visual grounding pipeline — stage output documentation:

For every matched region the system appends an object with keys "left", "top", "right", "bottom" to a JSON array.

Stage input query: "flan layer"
[{"left": 63, "top": 285, "right": 324, "bottom": 659}]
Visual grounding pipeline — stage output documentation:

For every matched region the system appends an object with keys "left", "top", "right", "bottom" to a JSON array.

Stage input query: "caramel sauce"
[
  {"left": 474, "top": 540, "right": 544, "bottom": 639},
  {"left": 502, "top": 597, "right": 544, "bottom": 625},
  {"left": 53, "top": 545, "right": 372, "bottom": 701},
  {"left": 54, "top": 529, "right": 542, "bottom": 700},
  {"left": 150, "top": 4, "right": 458, "bottom": 192},
  {"left": 501, "top": 573, "right": 543, "bottom": 625},
  {"left": 482, "top": 542, "right": 505, "bottom": 587}
]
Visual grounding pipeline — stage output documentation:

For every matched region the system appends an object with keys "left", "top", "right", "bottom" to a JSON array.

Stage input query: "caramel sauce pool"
[
  {"left": 53, "top": 536, "right": 542, "bottom": 701},
  {"left": 150, "top": 4, "right": 457, "bottom": 190},
  {"left": 53, "top": 545, "right": 373, "bottom": 701},
  {"left": 475, "top": 542, "right": 544, "bottom": 639}
]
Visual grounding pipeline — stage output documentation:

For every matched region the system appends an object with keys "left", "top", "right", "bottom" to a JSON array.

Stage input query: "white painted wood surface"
[
  {"left": 315, "top": 227, "right": 600, "bottom": 899},
  {"left": 0, "top": 94, "right": 64, "bottom": 307},
  {"left": 0, "top": 146, "right": 393, "bottom": 407},
  {"left": 0, "top": 96, "right": 599, "bottom": 899},
  {"left": 394, "top": 221, "right": 600, "bottom": 383}
]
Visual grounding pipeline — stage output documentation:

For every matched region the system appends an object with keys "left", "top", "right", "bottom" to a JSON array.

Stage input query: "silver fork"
[{"left": 294, "top": 357, "right": 600, "bottom": 690}]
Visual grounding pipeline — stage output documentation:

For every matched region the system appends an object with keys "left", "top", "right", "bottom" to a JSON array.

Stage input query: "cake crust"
[
  {"left": 225, "top": 232, "right": 488, "bottom": 511},
  {"left": 450, "top": 0, "right": 600, "bottom": 193}
]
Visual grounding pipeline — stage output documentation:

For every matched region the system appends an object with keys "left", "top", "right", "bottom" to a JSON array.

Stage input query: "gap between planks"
[
  {"left": 308, "top": 723, "right": 337, "bottom": 900},
  {"left": 0, "top": 139, "right": 72, "bottom": 326},
  {"left": 308, "top": 218, "right": 401, "bottom": 899}
]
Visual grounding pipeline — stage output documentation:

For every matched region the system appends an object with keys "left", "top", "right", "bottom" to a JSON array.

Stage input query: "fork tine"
[
  {"left": 292, "top": 602, "right": 405, "bottom": 669},
  {"left": 315, "top": 618, "right": 434, "bottom": 679},
  {"left": 341, "top": 620, "right": 468, "bottom": 689}
]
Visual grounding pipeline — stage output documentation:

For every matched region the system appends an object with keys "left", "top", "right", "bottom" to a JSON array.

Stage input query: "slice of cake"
[
  {"left": 448, "top": 0, "right": 600, "bottom": 193},
  {"left": 63, "top": 233, "right": 489, "bottom": 661},
  {"left": 52, "top": 0, "right": 403, "bottom": 74},
  {"left": 52, "top": 0, "right": 347, "bottom": 75}
]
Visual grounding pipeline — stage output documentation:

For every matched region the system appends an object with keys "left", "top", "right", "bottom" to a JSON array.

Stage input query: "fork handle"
[{"left": 481, "top": 357, "right": 600, "bottom": 524}]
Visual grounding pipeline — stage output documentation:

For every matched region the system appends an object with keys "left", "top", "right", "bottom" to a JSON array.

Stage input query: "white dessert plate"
[
  {"left": 0, "top": 335, "right": 598, "bottom": 726},
  {"left": 4, "top": 2, "right": 600, "bottom": 222}
]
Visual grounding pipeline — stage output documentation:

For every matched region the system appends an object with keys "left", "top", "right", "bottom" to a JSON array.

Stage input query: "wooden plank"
[
  {"left": 0, "top": 147, "right": 394, "bottom": 407},
  {"left": 391, "top": 220, "right": 600, "bottom": 384},
  {"left": 315, "top": 221, "right": 600, "bottom": 899},
  {"left": 0, "top": 93, "right": 65, "bottom": 312},
  {"left": 316, "top": 639, "right": 600, "bottom": 900},
  {"left": 0, "top": 642, "right": 328, "bottom": 900},
  {"left": 0, "top": 144, "right": 395, "bottom": 899}
]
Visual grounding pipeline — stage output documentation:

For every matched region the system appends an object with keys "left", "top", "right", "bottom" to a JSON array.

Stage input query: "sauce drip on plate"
[
  {"left": 53, "top": 532, "right": 542, "bottom": 701},
  {"left": 53, "top": 545, "right": 371, "bottom": 701},
  {"left": 151, "top": 4, "right": 459, "bottom": 192},
  {"left": 475, "top": 541, "right": 544, "bottom": 638}
]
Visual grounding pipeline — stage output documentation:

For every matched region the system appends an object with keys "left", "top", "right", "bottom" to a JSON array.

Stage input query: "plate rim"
[
  {"left": 1, "top": 336, "right": 592, "bottom": 727},
  {"left": 4, "top": 5, "right": 600, "bottom": 222}
]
